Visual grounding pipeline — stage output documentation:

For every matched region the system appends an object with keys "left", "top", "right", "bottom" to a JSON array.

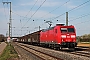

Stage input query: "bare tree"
[{"left": 0, "top": 34, "right": 5, "bottom": 42}]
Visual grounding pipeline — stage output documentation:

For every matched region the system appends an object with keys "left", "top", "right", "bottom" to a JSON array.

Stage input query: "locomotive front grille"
[{"left": 62, "top": 42, "right": 77, "bottom": 48}]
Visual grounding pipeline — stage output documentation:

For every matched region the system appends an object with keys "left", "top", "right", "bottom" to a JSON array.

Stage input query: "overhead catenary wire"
[
  {"left": 69, "top": 13, "right": 90, "bottom": 22},
  {"left": 34, "top": 0, "right": 90, "bottom": 35},
  {"left": 13, "top": 0, "right": 39, "bottom": 22},
  {"left": 21, "top": 0, "right": 46, "bottom": 29},
  {"left": 12, "top": 0, "right": 70, "bottom": 32},
  {"left": 12, "top": 0, "right": 70, "bottom": 21},
  {"left": 68, "top": 0, "right": 90, "bottom": 12},
  {"left": 14, "top": 0, "right": 46, "bottom": 36},
  {"left": 75, "top": 19, "right": 90, "bottom": 25},
  {"left": 49, "top": 0, "right": 90, "bottom": 20},
  {"left": 23, "top": 0, "right": 38, "bottom": 20},
  {"left": 2, "top": 0, "right": 10, "bottom": 22},
  {"left": 12, "top": 0, "right": 71, "bottom": 36},
  {"left": 11, "top": 0, "right": 90, "bottom": 22},
  {"left": 24, "top": 0, "right": 90, "bottom": 36},
  {"left": 12, "top": 0, "right": 38, "bottom": 33},
  {"left": 23, "top": 27, "right": 38, "bottom": 35},
  {"left": 33, "top": 0, "right": 71, "bottom": 22},
  {"left": 3, "top": 3, "right": 8, "bottom": 21},
  {"left": 12, "top": 0, "right": 38, "bottom": 34},
  {"left": 6, "top": 0, "right": 90, "bottom": 37},
  {"left": 40, "top": 0, "right": 71, "bottom": 19},
  {"left": 12, "top": 11, "right": 28, "bottom": 18}
]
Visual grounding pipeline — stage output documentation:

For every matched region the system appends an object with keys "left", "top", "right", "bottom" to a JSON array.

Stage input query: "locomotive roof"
[
  {"left": 41, "top": 25, "right": 74, "bottom": 32},
  {"left": 42, "top": 27, "right": 55, "bottom": 32}
]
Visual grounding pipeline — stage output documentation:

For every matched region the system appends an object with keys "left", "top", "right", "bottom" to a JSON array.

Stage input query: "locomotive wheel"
[{"left": 69, "top": 48, "right": 75, "bottom": 51}]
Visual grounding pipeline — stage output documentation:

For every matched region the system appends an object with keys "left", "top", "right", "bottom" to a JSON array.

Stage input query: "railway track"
[
  {"left": 72, "top": 47, "right": 90, "bottom": 58},
  {"left": 45, "top": 45, "right": 90, "bottom": 58},
  {"left": 58, "top": 47, "right": 90, "bottom": 58},
  {"left": 69, "top": 51, "right": 90, "bottom": 58},
  {"left": 16, "top": 43, "right": 63, "bottom": 60},
  {"left": 15, "top": 42, "right": 90, "bottom": 60},
  {"left": 12, "top": 42, "right": 38, "bottom": 60}
]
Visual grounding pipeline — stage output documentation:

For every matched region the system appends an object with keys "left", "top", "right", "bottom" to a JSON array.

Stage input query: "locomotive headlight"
[
  {"left": 61, "top": 35, "right": 66, "bottom": 38},
  {"left": 71, "top": 35, "right": 75, "bottom": 38},
  {"left": 58, "top": 43, "right": 61, "bottom": 44}
]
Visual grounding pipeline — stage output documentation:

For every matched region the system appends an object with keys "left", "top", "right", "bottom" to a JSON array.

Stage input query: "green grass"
[{"left": 0, "top": 43, "right": 18, "bottom": 60}]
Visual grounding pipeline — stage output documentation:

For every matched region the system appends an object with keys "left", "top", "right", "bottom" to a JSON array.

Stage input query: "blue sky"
[{"left": 0, "top": 0, "right": 90, "bottom": 37}]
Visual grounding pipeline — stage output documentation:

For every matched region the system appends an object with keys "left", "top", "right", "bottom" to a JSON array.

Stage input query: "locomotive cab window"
[
  {"left": 61, "top": 28, "right": 75, "bottom": 33},
  {"left": 68, "top": 28, "right": 74, "bottom": 33},
  {"left": 61, "top": 28, "right": 67, "bottom": 33}
]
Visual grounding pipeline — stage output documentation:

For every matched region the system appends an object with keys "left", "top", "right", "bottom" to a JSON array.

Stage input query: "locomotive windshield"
[
  {"left": 61, "top": 28, "right": 74, "bottom": 33},
  {"left": 68, "top": 28, "right": 74, "bottom": 32}
]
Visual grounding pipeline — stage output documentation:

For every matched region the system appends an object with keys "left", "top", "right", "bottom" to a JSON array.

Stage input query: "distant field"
[
  {"left": 80, "top": 42, "right": 90, "bottom": 43},
  {"left": 77, "top": 42, "right": 90, "bottom": 47}
]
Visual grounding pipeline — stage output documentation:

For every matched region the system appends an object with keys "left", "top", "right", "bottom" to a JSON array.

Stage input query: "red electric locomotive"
[{"left": 40, "top": 24, "right": 77, "bottom": 49}]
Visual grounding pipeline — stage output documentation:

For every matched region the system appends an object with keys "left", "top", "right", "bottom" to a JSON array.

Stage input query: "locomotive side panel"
[
  {"left": 54, "top": 26, "right": 62, "bottom": 44},
  {"left": 40, "top": 27, "right": 56, "bottom": 43}
]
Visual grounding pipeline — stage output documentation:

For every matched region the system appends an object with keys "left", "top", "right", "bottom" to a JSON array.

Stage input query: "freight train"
[{"left": 17, "top": 24, "right": 77, "bottom": 49}]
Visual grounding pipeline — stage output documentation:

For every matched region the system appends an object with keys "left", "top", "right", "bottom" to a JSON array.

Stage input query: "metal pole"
[
  {"left": 3, "top": 2, "right": 12, "bottom": 38},
  {"left": 29, "top": 31, "right": 30, "bottom": 34},
  {"left": 39, "top": 26, "right": 40, "bottom": 31},
  {"left": 10, "top": 2, "right": 12, "bottom": 39},
  {"left": 66, "top": 12, "right": 68, "bottom": 26},
  {"left": 6, "top": 31, "right": 8, "bottom": 37},
  {"left": 9, "top": 23, "right": 10, "bottom": 37}
]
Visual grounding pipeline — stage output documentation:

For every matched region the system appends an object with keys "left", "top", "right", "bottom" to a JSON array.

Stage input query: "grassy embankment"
[{"left": 0, "top": 43, "right": 18, "bottom": 60}]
